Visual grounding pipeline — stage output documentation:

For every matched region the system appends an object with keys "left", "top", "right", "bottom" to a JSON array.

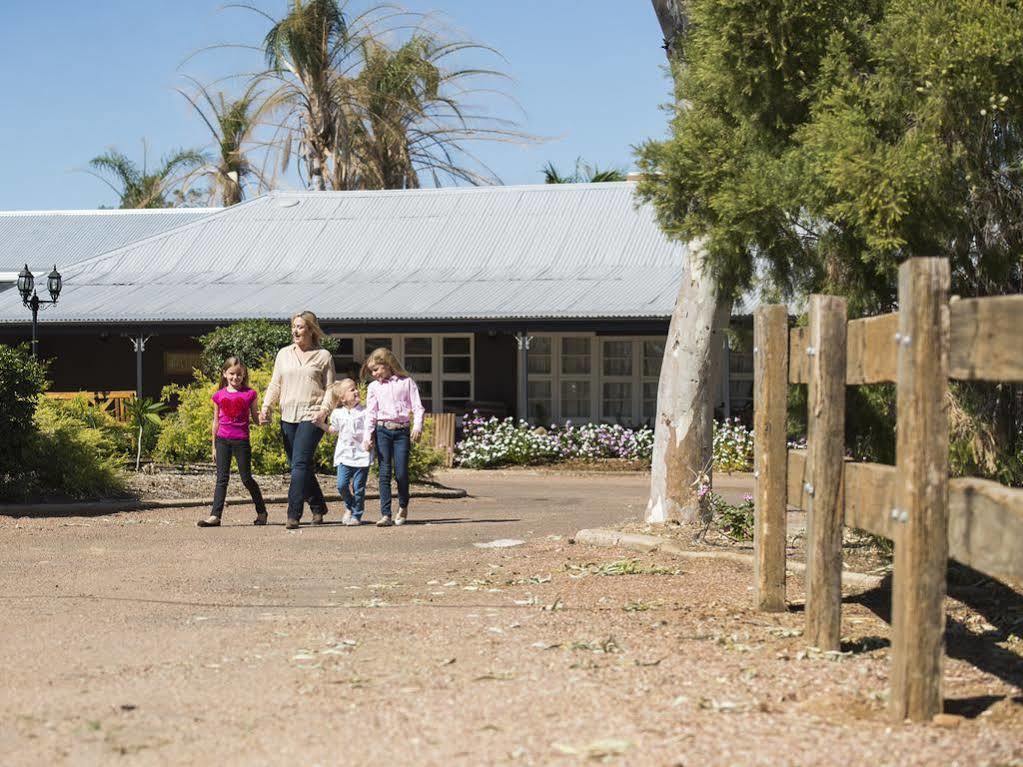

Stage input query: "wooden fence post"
[
  {"left": 803, "top": 295, "right": 847, "bottom": 651},
  {"left": 890, "top": 258, "right": 950, "bottom": 722},
  {"left": 753, "top": 305, "right": 789, "bottom": 611}
]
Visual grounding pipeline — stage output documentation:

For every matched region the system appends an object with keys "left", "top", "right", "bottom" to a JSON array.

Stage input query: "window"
[
  {"left": 328, "top": 334, "right": 472, "bottom": 415},
  {"left": 518, "top": 334, "right": 671, "bottom": 426},
  {"left": 330, "top": 337, "right": 358, "bottom": 381},
  {"left": 527, "top": 336, "right": 551, "bottom": 374},
  {"left": 403, "top": 337, "right": 433, "bottom": 411},
  {"left": 527, "top": 380, "right": 552, "bottom": 424}
]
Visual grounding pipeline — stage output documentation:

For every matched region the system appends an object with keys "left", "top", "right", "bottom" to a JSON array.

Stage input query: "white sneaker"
[
  {"left": 341, "top": 508, "right": 353, "bottom": 525},
  {"left": 395, "top": 507, "right": 408, "bottom": 526},
  {"left": 343, "top": 515, "right": 362, "bottom": 526},
  {"left": 376, "top": 516, "right": 394, "bottom": 527}
]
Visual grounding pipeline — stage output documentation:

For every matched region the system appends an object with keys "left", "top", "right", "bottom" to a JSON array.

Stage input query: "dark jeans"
[
  {"left": 375, "top": 425, "right": 410, "bottom": 518},
  {"left": 211, "top": 437, "right": 266, "bottom": 518},
  {"left": 281, "top": 420, "right": 327, "bottom": 521},
  {"left": 336, "top": 464, "right": 369, "bottom": 518}
]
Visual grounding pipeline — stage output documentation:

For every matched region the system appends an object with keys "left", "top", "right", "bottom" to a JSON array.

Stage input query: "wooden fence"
[
  {"left": 753, "top": 257, "right": 1023, "bottom": 722},
  {"left": 430, "top": 412, "right": 457, "bottom": 468},
  {"left": 45, "top": 390, "right": 136, "bottom": 422}
]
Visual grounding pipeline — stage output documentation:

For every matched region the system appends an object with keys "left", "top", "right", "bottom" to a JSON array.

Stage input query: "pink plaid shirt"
[{"left": 365, "top": 375, "right": 425, "bottom": 430}]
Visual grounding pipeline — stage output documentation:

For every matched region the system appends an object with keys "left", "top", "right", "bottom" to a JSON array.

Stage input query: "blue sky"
[{"left": 0, "top": 1, "right": 674, "bottom": 210}]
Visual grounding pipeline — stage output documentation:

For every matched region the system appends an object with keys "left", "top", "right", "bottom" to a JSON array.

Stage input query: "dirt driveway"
[{"left": 1, "top": 470, "right": 1020, "bottom": 766}]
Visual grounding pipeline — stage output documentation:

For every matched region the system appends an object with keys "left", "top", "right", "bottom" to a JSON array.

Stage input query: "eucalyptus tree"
[
  {"left": 637, "top": 0, "right": 1023, "bottom": 498},
  {"left": 637, "top": 0, "right": 732, "bottom": 526},
  {"left": 177, "top": 77, "right": 270, "bottom": 206},
  {"left": 87, "top": 142, "right": 206, "bottom": 209}
]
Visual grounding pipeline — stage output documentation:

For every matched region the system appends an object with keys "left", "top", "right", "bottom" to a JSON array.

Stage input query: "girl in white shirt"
[{"left": 321, "top": 379, "right": 371, "bottom": 525}]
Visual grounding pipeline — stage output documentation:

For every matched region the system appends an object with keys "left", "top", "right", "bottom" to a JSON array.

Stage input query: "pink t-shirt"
[{"left": 212, "top": 387, "right": 258, "bottom": 440}]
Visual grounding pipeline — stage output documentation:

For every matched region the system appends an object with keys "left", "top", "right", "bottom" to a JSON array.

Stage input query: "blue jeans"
[
  {"left": 336, "top": 464, "right": 369, "bottom": 519},
  {"left": 281, "top": 420, "right": 327, "bottom": 521},
  {"left": 375, "top": 425, "right": 410, "bottom": 518}
]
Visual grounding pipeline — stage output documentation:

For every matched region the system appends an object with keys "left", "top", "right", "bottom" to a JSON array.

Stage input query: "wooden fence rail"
[
  {"left": 754, "top": 257, "right": 1023, "bottom": 723},
  {"left": 45, "top": 390, "right": 136, "bottom": 422}
]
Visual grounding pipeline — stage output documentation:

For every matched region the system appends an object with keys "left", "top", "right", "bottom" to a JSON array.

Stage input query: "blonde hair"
[
  {"left": 328, "top": 378, "right": 357, "bottom": 407},
  {"left": 361, "top": 347, "right": 409, "bottom": 381},
  {"left": 291, "top": 310, "right": 324, "bottom": 347},
  {"left": 219, "top": 356, "right": 249, "bottom": 390}
]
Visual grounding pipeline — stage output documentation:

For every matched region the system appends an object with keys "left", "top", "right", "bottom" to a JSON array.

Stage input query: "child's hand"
[
  {"left": 411, "top": 426, "right": 422, "bottom": 443},
  {"left": 361, "top": 440, "right": 371, "bottom": 452}
]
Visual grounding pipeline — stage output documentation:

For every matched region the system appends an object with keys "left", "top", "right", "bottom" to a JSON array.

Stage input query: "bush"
[
  {"left": 34, "top": 395, "right": 133, "bottom": 461},
  {"left": 21, "top": 421, "right": 126, "bottom": 500},
  {"left": 708, "top": 491, "right": 755, "bottom": 542},
  {"left": 712, "top": 418, "right": 754, "bottom": 473},
  {"left": 197, "top": 320, "right": 337, "bottom": 380},
  {"left": 0, "top": 344, "right": 48, "bottom": 481}
]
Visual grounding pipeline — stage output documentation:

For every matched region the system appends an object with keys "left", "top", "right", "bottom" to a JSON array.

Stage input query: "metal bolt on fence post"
[
  {"left": 900, "top": 335, "right": 912, "bottom": 347},
  {"left": 894, "top": 333, "right": 902, "bottom": 343},
  {"left": 898, "top": 510, "right": 909, "bottom": 523},
  {"left": 891, "top": 508, "right": 900, "bottom": 520},
  {"left": 804, "top": 482, "right": 815, "bottom": 496},
  {"left": 806, "top": 346, "right": 817, "bottom": 357}
]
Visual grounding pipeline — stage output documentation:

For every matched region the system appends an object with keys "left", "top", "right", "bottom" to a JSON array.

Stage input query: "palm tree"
[
  {"left": 352, "top": 35, "right": 509, "bottom": 189},
  {"left": 259, "top": 0, "right": 361, "bottom": 191},
  {"left": 176, "top": 78, "right": 270, "bottom": 206},
  {"left": 244, "top": 0, "right": 521, "bottom": 190},
  {"left": 542, "top": 158, "right": 627, "bottom": 184},
  {"left": 87, "top": 141, "right": 206, "bottom": 208}
]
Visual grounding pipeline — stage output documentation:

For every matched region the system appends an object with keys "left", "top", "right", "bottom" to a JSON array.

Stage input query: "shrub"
[
  {"left": 0, "top": 344, "right": 48, "bottom": 481},
  {"left": 34, "top": 395, "right": 133, "bottom": 461},
  {"left": 708, "top": 492, "right": 755, "bottom": 542},
  {"left": 197, "top": 320, "right": 337, "bottom": 380},
  {"left": 712, "top": 418, "right": 754, "bottom": 473},
  {"left": 22, "top": 421, "right": 126, "bottom": 500}
]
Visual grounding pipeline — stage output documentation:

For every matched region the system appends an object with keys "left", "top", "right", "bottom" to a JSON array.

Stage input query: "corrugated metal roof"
[
  {"left": 0, "top": 208, "right": 219, "bottom": 273},
  {"left": 0, "top": 184, "right": 691, "bottom": 324}
]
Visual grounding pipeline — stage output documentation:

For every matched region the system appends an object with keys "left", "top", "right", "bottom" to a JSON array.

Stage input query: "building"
[{"left": 0, "top": 184, "right": 754, "bottom": 424}]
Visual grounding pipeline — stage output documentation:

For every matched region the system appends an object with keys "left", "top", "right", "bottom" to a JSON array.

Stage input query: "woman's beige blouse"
[{"left": 263, "top": 345, "right": 336, "bottom": 423}]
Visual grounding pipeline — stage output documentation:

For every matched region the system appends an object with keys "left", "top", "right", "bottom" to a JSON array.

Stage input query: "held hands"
[
  {"left": 312, "top": 409, "right": 328, "bottom": 427},
  {"left": 258, "top": 409, "right": 271, "bottom": 426}
]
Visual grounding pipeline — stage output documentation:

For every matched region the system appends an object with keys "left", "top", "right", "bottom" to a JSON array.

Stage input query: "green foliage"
[
  {"left": 197, "top": 320, "right": 337, "bottom": 380},
  {"left": 125, "top": 397, "right": 166, "bottom": 468},
  {"left": 21, "top": 421, "right": 126, "bottom": 501},
  {"left": 155, "top": 373, "right": 219, "bottom": 466},
  {"left": 709, "top": 492, "right": 755, "bottom": 542},
  {"left": 0, "top": 391, "right": 128, "bottom": 502},
  {"left": 88, "top": 142, "right": 207, "bottom": 209},
  {"left": 0, "top": 344, "right": 48, "bottom": 483},
  {"left": 637, "top": 0, "right": 1023, "bottom": 311},
  {"left": 34, "top": 395, "right": 133, "bottom": 461}
]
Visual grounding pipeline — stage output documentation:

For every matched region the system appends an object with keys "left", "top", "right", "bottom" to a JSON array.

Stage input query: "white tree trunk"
[{"left": 646, "top": 246, "right": 732, "bottom": 524}]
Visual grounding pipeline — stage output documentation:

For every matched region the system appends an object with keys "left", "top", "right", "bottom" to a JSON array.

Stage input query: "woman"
[{"left": 260, "top": 311, "right": 335, "bottom": 529}]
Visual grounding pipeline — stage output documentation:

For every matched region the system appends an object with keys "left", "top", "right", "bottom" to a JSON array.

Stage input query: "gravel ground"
[{"left": 1, "top": 470, "right": 1020, "bottom": 766}]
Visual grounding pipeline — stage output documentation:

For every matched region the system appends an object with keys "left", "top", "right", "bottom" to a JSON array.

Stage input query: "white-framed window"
[
  {"left": 519, "top": 333, "right": 668, "bottom": 426},
  {"left": 327, "top": 333, "right": 474, "bottom": 414}
]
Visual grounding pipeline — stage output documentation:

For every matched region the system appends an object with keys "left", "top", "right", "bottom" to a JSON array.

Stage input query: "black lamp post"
[{"left": 17, "top": 264, "right": 63, "bottom": 358}]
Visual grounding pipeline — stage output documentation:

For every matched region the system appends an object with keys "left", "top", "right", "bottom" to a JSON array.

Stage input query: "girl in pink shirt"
[
  {"left": 361, "top": 347, "right": 424, "bottom": 527},
  {"left": 198, "top": 357, "right": 268, "bottom": 527}
]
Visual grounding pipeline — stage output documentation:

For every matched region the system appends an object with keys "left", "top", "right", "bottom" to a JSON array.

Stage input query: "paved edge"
[
  {"left": 574, "top": 528, "right": 885, "bottom": 590},
  {"left": 0, "top": 487, "right": 468, "bottom": 519}
]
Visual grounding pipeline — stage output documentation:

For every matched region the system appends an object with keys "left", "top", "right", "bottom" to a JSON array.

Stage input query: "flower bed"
[
  {"left": 455, "top": 413, "right": 654, "bottom": 468},
  {"left": 455, "top": 412, "right": 756, "bottom": 472}
]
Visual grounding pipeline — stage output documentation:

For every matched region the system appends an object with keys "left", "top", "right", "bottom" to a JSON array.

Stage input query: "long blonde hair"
[
  {"left": 291, "top": 311, "right": 324, "bottom": 347},
  {"left": 361, "top": 347, "right": 409, "bottom": 381}
]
